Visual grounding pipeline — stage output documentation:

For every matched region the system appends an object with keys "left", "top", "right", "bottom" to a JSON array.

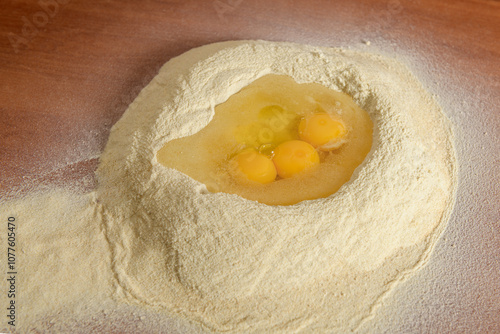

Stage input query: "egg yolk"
[
  {"left": 272, "top": 140, "right": 320, "bottom": 178},
  {"left": 230, "top": 150, "right": 277, "bottom": 184},
  {"left": 299, "top": 113, "right": 347, "bottom": 149}
]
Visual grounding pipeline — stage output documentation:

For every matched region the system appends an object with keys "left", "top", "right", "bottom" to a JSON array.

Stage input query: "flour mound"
[{"left": 97, "top": 40, "right": 456, "bottom": 333}]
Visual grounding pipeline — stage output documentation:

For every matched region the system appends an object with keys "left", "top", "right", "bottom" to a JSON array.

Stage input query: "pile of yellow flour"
[{"left": 0, "top": 40, "right": 456, "bottom": 333}]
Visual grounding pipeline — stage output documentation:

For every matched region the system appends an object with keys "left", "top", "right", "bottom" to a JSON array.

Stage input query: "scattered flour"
[{"left": 0, "top": 40, "right": 456, "bottom": 333}]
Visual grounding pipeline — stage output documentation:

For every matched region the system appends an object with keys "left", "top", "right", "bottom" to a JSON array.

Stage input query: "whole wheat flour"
[{"left": 0, "top": 40, "right": 456, "bottom": 333}]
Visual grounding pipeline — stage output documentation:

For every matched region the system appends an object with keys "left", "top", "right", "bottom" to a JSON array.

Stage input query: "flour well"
[
  {"left": 97, "top": 40, "right": 456, "bottom": 333},
  {"left": 0, "top": 40, "right": 456, "bottom": 333}
]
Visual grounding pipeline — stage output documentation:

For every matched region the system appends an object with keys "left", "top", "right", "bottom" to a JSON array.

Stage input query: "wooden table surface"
[{"left": 1, "top": 0, "right": 499, "bottom": 333}]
